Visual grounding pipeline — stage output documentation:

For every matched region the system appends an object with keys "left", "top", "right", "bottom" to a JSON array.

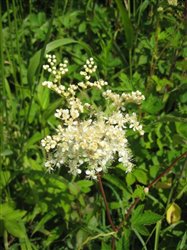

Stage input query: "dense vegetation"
[{"left": 1, "top": 0, "right": 187, "bottom": 249}]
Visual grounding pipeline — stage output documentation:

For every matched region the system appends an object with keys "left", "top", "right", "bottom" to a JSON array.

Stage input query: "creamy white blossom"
[{"left": 41, "top": 55, "right": 145, "bottom": 179}]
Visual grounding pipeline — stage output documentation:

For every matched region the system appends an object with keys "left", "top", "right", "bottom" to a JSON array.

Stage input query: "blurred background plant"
[{"left": 0, "top": 0, "right": 187, "bottom": 249}]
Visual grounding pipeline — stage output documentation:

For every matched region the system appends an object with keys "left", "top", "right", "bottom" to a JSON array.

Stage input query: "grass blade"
[{"left": 115, "top": 0, "right": 135, "bottom": 49}]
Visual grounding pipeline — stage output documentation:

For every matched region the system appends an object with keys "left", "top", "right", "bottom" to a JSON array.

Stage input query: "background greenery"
[{"left": 1, "top": 0, "right": 187, "bottom": 249}]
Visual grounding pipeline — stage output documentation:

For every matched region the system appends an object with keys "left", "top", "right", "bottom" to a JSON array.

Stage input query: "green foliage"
[{"left": 1, "top": 0, "right": 187, "bottom": 249}]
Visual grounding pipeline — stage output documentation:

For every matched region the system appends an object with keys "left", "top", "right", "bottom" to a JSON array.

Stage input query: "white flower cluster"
[
  {"left": 43, "top": 54, "right": 68, "bottom": 83},
  {"left": 80, "top": 58, "right": 97, "bottom": 80},
  {"left": 41, "top": 55, "right": 145, "bottom": 179},
  {"left": 41, "top": 118, "right": 133, "bottom": 178},
  {"left": 103, "top": 90, "right": 145, "bottom": 106}
]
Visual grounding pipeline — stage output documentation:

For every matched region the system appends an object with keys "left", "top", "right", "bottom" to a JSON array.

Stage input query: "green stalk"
[
  {"left": 128, "top": 0, "right": 131, "bottom": 17},
  {"left": 133, "top": 228, "right": 148, "bottom": 250},
  {"left": 154, "top": 220, "right": 162, "bottom": 250},
  {"left": 129, "top": 48, "right": 133, "bottom": 82},
  {"left": 12, "top": 0, "right": 23, "bottom": 87},
  {"left": 12, "top": 0, "right": 25, "bottom": 126},
  {"left": 5, "top": 0, "right": 18, "bottom": 88},
  {"left": 4, "top": 230, "right": 9, "bottom": 250},
  {"left": 133, "top": 0, "right": 136, "bottom": 17},
  {"left": 0, "top": 0, "right": 4, "bottom": 176}
]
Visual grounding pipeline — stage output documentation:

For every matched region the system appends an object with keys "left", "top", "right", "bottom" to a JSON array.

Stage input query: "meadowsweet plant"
[{"left": 41, "top": 55, "right": 145, "bottom": 180}]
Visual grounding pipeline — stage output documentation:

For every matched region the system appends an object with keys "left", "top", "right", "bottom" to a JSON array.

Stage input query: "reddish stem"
[
  {"left": 97, "top": 173, "right": 117, "bottom": 232},
  {"left": 117, "top": 150, "right": 187, "bottom": 231},
  {"left": 97, "top": 173, "right": 117, "bottom": 250},
  {"left": 96, "top": 151, "right": 187, "bottom": 245}
]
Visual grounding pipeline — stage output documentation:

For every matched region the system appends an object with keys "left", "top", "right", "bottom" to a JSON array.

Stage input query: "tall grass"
[{"left": 1, "top": 0, "right": 187, "bottom": 249}]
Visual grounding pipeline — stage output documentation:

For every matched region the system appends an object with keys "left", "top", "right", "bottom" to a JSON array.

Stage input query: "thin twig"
[
  {"left": 97, "top": 173, "right": 117, "bottom": 232},
  {"left": 117, "top": 150, "right": 187, "bottom": 231},
  {"left": 147, "top": 151, "right": 187, "bottom": 189},
  {"left": 97, "top": 173, "right": 117, "bottom": 250}
]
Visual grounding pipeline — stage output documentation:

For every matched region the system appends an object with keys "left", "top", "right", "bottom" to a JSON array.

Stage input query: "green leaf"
[
  {"left": 131, "top": 205, "right": 145, "bottom": 224},
  {"left": 137, "top": 211, "right": 163, "bottom": 225},
  {"left": 76, "top": 229, "right": 89, "bottom": 249},
  {"left": 177, "top": 231, "right": 187, "bottom": 250},
  {"left": 24, "top": 132, "right": 43, "bottom": 150},
  {"left": 133, "top": 224, "right": 149, "bottom": 236},
  {"left": 32, "top": 212, "right": 56, "bottom": 235},
  {"left": 0, "top": 204, "right": 26, "bottom": 221},
  {"left": 158, "top": 114, "right": 187, "bottom": 123},
  {"left": 126, "top": 173, "right": 136, "bottom": 186},
  {"left": 103, "top": 174, "right": 126, "bottom": 192},
  {"left": 142, "top": 94, "right": 164, "bottom": 114},
  {"left": 27, "top": 49, "right": 42, "bottom": 87},
  {"left": 28, "top": 38, "right": 92, "bottom": 87},
  {"left": 68, "top": 182, "right": 80, "bottom": 196},
  {"left": 28, "top": 101, "right": 39, "bottom": 124},
  {"left": 4, "top": 220, "right": 26, "bottom": 239},
  {"left": 118, "top": 73, "right": 133, "bottom": 91},
  {"left": 44, "top": 227, "right": 62, "bottom": 247},
  {"left": 101, "top": 242, "right": 111, "bottom": 250},
  {"left": 48, "top": 175, "right": 67, "bottom": 192},
  {"left": 132, "top": 185, "right": 146, "bottom": 201},
  {"left": 0, "top": 204, "right": 29, "bottom": 241},
  {"left": 43, "top": 98, "right": 63, "bottom": 120},
  {"left": 123, "top": 228, "right": 131, "bottom": 250},
  {"left": 115, "top": 0, "right": 134, "bottom": 49},
  {"left": 76, "top": 180, "right": 93, "bottom": 193},
  {"left": 37, "top": 84, "right": 50, "bottom": 110},
  {"left": 0, "top": 149, "right": 13, "bottom": 156},
  {"left": 132, "top": 206, "right": 162, "bottom": 226},
  {"left": 133, "top": 169, "right": 148, "bottom": 185},
  {"left": 176, "top": 122, "right": 187, "bottom": 139},
  {"left": 0, "top": 171, "right": 11, "bottom": 189}
]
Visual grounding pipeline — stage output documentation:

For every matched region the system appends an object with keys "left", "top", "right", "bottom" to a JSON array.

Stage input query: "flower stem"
[
  {"left": 97, "top": 173, "right": 117, "bottom": 249},
  {"left": 97, "top": 173, "right": 117, "bottom": 232}
]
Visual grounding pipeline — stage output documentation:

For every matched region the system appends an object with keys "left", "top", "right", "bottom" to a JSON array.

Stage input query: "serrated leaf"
[
  {"left": 44, "top": 227, "right": 62, "bottom": 247},
  {"left": 0, "top": 171, "right": 11, "bottom": 189},
  {"left": 176, "top": 122, "right": 187, "bottom": 139},
  {"left": 5, "top": 220, "right": 26, "bottom": 239},
  {"left": 0, "top": 204, "right": 26, "bottom": 221},
  {"left": 132, "top": 185, "right": 146, "bottom": 201},
  {"left": 138, "top": 211, "right": 162, "bottom": 225},
  {"left": 76, "top": 180, "right": 93, "bottom": 193},
  {"left": 158, "top": 114, "right": 187, "bottom": 123},
  {"left": 133, "top": 169, "right": 148, "bottom": 185},
  {"left": 133, "top": 224, "right": 149, "bottom": 236},
  {"left": 32, "top": 212, "right": 56, "bottom": 235},
  {"left": 142, "top": 94, "right": 164, "bottom": 114},
  {"left": 126, "top": 173, "right": 136, "bottom": 186},
  {"left": 131, "top": 205, "right": 145, "bottom": 223}
]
